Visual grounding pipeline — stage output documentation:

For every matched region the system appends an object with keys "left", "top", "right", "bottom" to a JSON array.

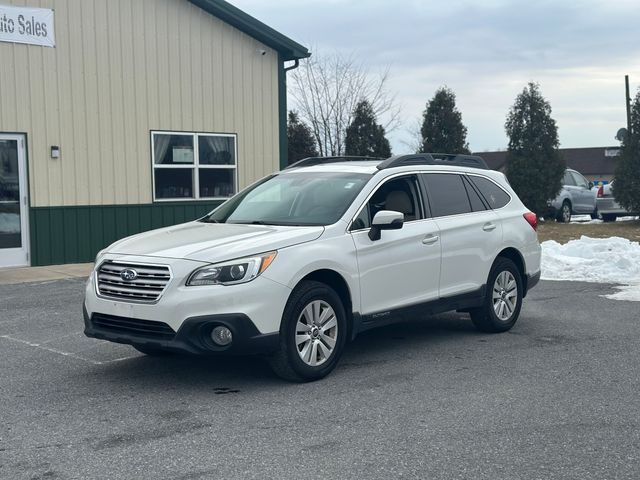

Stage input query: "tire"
[
  {"left": 556, "top": 201, "right": 571, "bottom": 223},
  {"left": 470, "top": 257, "right": 523, "bottom": 333},
  {"left": 269, "top": 280, "right": 347, "bottom": 382},
  {"left": 601, "top": 214, "right": 616, "bottom": 223},
  {"left": 133, "top": 345, "right": 173, "bottom": 356},
  {"left": 590, "top": 207, "right": 599, "bottom": 220}
]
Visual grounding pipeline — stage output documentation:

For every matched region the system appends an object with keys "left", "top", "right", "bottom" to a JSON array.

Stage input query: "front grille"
[
  {"left": 92, "top": 313, "right": 176, "bottom": 340},
  {"left": 97, "top": 261, "right": 171, "bottom": 303}
]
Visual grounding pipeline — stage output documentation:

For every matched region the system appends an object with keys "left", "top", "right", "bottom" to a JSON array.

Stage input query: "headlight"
[
  {"left": 187, "top": 251, "right": 277, "bottom": 286},
  {"left": 94, "top": 249, "right": 106, "bottom": 265}
]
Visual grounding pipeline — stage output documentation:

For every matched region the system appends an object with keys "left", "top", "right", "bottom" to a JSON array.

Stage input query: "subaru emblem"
[{"left": 120, "top": 269, "right": 138, "bottom": 282}]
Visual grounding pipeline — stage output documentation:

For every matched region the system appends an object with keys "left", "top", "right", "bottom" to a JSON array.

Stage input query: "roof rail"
[
  {"left": 376, "top": 153, "right": 489, "bottom": 170},
  {"left": 285, "top": 156, "right": 384, "bottom": 169}
]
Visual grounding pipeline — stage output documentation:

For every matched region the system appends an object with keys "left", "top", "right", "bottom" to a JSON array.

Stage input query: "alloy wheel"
[
  {"left": 295, "top": 300, "right": 338, "bottom": 366},
  {"left": 492, "top": 271, "right": 518, "bottom": 321}
]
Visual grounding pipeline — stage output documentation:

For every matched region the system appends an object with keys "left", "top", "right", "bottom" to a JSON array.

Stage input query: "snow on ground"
[
  {"left": 541, "top": 236, "right": 640, "bottom": 302},
  {"left": 571, "top": 215, "right": 639, "bottom": 224},
  {"left": 570, "top": 215, "right": 601, "bottom": 224}
]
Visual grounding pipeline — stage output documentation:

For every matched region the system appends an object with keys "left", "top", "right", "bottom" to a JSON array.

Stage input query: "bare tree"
[{"left": 289, "top": 51, "right": 400, "bottom": 157}]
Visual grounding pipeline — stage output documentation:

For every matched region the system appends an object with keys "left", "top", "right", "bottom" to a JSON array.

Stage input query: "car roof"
[{"left": 285, "top": 161, "right": 503, "bottom": 178}]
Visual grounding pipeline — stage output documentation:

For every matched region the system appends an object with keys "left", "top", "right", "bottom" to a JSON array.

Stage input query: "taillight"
[
  {"left": 523, "top": 212, "right": 537, "bottom": 231},
  {"left": 597, "top": 185, "right": 604, "bottom": 198}
]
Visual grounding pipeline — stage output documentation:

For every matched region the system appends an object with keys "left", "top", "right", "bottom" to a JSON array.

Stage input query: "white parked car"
[{"left": 84, "top": 154, "right": 542, "bottom": 381}]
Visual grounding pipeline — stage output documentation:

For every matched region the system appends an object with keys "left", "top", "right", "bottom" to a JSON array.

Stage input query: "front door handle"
[
  {"left": 422, "top": 235, "right": 439, "bottom": 245},
  {"left": 483, "top": 223, "right": 497, "bottom": 232}
]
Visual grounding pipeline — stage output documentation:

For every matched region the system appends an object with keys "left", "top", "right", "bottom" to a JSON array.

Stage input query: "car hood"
[{"left": 107, "top": 221, "right": 325, "bottom": 263}]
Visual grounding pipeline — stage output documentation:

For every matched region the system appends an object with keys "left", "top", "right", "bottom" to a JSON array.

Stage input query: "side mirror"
[
  {"left": 368, "top": 210, "right": 404, "bottom": 241},
  {"left": 588, "top": 181, "right": 594, "bottom": 189}
]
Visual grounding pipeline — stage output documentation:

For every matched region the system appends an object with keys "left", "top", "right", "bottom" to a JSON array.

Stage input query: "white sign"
[{"left": 0, "top": 5, "right": 55, "bottom": 48}]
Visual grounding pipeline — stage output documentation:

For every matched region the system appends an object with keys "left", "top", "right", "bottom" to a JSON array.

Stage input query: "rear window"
[
  {"left": 422, "top": 173, "right": 471, "bottom": 217},
  {"left": 469, "top": 176, "right": 511, "bottom": 209}
]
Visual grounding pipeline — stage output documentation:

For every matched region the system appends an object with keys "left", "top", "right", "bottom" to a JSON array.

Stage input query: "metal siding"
[{"left": 0, "top": 0, "right": 280, "bottom": 208}]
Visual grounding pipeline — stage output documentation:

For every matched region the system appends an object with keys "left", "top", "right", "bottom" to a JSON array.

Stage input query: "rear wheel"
[
  {"left": 269, "top": 281, "right": 347, "bottom": 382},
  {"left": 556, "top": 201, "right": 571, "bottom": 223},
  {"left": 590, "top": 207, "right": 599, "bottom": 220},
  {"left": 470, "top": 257, "right": 523, "bottom": 333},
  {"left": 601, "top": 214, "right": 616, "bottom": 222}
]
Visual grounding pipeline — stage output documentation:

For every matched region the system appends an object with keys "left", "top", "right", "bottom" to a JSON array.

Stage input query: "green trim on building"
[
  {"left": 29, "top": 202, "right": 222, "bottom": 266},
  {"left": 188, "top": 0, "right": 310, "bottom": 61}
]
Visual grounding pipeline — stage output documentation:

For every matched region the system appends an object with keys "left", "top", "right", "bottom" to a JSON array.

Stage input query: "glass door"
[{"left": 0, "top": 134, "right": 29, "bottom": 267}]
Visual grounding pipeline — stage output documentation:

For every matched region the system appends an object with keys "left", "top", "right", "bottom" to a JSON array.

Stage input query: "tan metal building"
[{"left": 0, "top": 0, "right": 309, "bottom": 267}]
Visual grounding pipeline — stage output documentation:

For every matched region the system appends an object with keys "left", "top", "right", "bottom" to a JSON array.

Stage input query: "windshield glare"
[{"left": 202, "top": 171, "right": 372, "bottom": 226}]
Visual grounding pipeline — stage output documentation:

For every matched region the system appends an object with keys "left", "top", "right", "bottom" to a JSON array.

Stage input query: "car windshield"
[{"left": 201, "top": 171, "right": 372, "bottom": 226}]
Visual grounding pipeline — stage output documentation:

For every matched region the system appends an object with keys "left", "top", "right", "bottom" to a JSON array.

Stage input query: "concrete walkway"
[{"left": 0, "top": 263, "right": 93, "bottom": 285}]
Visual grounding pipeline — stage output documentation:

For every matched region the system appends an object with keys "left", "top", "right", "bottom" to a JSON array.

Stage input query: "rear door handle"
[
  {"left": 483, "top": 223, "right": 497, "bottom": 232},
  {"left": 422, "top": 235, "right": 439, "bottom": 245}
]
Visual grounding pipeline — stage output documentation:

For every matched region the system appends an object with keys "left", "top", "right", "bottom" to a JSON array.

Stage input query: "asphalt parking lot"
[{"left": 1, "top": 278, "right": 639, "bottom": 479}]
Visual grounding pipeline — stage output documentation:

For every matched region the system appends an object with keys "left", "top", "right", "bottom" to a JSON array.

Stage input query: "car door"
[
  {"left": 570, "top": 171, "right": 595, "bottom": 213},
  {"left": 422, "top": 173, "right": 503, "bottom": 298},
  {"left": 350, "top": 174, "right": 441, "bottom": 316}
]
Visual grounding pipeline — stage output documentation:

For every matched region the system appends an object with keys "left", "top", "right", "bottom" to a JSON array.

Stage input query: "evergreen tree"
[
  {"left": 345, "top": 100, "right": 392, "bottom": 158},
  {"left": 505, "top": 82, "right": 566, "bottom": 216},
  {"left": 287, "top": 111, "right": 318, "bottom": 165},
  {"left": 419, "top": 87, "right": 469, "bottom": 154},
  {"left": 613, "top": 88, "right": 640, "bottom": 213}
]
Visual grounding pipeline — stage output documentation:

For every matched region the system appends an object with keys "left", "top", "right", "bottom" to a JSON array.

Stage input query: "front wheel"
[
  {"left": 470, "top": 257, "right": 523, "bottom": 333},
  {"left": 590, "top": 207, "right": 599, "bottom": 220},
  {"left": 556, "top": 201, "right": 571, "bottom": 223},
  {"left": 269, "top": 281, "right": 347, "bottom": 382}
]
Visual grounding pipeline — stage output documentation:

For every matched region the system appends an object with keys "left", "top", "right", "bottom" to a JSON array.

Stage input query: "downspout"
[{"left": 278, "top": 57, "right": 301, "bottom": 170}]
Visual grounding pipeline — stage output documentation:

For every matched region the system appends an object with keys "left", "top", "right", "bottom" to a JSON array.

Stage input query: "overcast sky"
[{"left": 231, "top": 0, "right": 640, "bottom": 153}]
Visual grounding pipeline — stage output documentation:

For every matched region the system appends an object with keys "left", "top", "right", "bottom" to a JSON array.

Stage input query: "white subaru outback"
[{"left": 84, "top": 154, "right": 541, "bottom": 382}]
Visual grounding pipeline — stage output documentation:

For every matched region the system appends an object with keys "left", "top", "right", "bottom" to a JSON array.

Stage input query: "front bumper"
[
  {"left": 83, "top": 305, "right": 279, "bottom": 355},
  {"left": 84, "top": 254, "right": 292, "bottom": 354}
]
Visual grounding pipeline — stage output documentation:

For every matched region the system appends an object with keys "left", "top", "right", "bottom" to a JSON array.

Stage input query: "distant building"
[{"left": 476, "top": 147, "right": 621, "bottom": 185}]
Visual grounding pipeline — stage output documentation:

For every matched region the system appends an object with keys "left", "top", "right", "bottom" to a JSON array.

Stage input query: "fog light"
[{"left": 211, "top": 326, "right": 233, "bottom": 346}]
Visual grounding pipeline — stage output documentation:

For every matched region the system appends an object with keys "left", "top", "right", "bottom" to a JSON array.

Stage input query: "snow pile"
[
  {"left": 541, "top": 236, "right": 640, "bottom": 301},
  {"left": 570, "top": 215, "right": 601, "bottom": 224},
  {"left": 0, "top": 213, "right": 21, "bottom": 234}
]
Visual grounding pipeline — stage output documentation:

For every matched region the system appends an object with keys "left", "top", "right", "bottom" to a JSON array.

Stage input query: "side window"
[
  {"left": 422, "top": 174, "right": 472, "bottom": 217},
  {"left": 563, "top": 171, "right": 576, "bottom": 186},
  {"left": 352, "top": 204, "right": 370, "bottom": 230},
  {"left": 352, "top": 175, "right": 423, "bottom": 230},
  {"left": 570, "top": 171, "right": 588, "bottom": 189},
  {"left": 463, "top": 177, "right": 487, "bottom": 212},
  {"left": 468, "top": 176, "right": 511, "bottom": 209}
]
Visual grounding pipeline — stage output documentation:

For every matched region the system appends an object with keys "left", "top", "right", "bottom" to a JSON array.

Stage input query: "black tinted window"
[
  {"left": 463, "top": 178, "right": 487, "bottom": 212},
  {"left": 423, "top": 174, "right": 471, "bottom": 217},
  {"left": 469, "top": 176, "right": 511, "bottom": 209}
]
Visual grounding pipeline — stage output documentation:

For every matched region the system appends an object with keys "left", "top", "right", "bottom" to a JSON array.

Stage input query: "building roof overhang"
[{"left": 188, "top": 0, "right": 311, "bottom": 61}]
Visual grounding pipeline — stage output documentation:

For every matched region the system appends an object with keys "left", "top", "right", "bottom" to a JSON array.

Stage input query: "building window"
[{"left": 152, "top": 131, "right": 237, "bottom": 201}]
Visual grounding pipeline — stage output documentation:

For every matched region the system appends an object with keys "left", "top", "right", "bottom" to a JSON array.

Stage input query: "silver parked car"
[
  {"left": 596, "top": 181, "right": 639, "bottom": 222},
  {"left": 547, "top": 169, "right": 597, "bottom": 223}
]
